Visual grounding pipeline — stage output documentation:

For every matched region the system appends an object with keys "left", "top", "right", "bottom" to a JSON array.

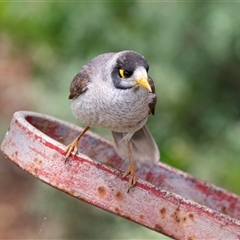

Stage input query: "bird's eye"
[{"left": 118, "top": 68, "right": 132, "bottom": 79}]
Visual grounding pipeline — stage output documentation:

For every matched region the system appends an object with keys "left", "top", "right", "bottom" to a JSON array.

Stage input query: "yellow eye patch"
[
  {"left": 118, "top": 68, "right": 132, "bottom": 79},
  {"left": 119, "top": 69, "right": 125, "bottom": 78}
]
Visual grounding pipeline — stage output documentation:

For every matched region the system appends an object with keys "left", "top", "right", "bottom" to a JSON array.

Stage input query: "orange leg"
[
  {"left": 122, "top": 139, "right": 136, "bottom": 192},
  {"left": 65, "top": 126, "right": 90, "bottom": 162}
]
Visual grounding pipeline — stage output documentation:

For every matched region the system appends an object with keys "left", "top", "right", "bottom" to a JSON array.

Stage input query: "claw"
[
  {"left": 123, "top": 162, "right": 136, "bottom": 192},
  {"left": 65, "top": 138, "right": 79, "bottom": 162},
  {"left": 64, "top": 126, "right": 90, "bottom": 163}
]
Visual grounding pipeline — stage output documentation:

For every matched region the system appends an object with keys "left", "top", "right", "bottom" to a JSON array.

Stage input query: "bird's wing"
[
  {"left": 68, "top": 64, "right": 92, "bottom": 100},
  {"left": 148, "top": 76, "right": 157, "bottom": 115},
  {"left": 112, "top": 125, "right": 160, "bottom": 166},
  {"left": 69, "top": 52, "right": 116, "bottom": 100}
]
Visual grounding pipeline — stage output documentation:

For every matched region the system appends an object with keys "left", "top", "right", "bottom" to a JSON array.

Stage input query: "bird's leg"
[
  {"left": 122, "top": 139, "right": 136, "bottom": 192},
  {"left": 65, "top": 126, "right": 90, "bottom": 162}
]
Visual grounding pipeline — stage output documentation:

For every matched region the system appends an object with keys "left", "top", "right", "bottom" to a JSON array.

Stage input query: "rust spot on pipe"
[
  {"left": 34, "top": 168, "right": 38, "bottom": 174},
  {"left": 154, "top": 223, "right": 174, "bottom": 238},
  {"left": 188, "top": 213, "right": 194, "bottom": 221},
  {"left": 12, "top": 151, "right": 18, "bottom": 159},
  {"left": 97, "top": 186, "right": 106, "bottom": 198},
  {"left": 34, "top": 158, "right": 42, "bottom": 165},
  {"left": 160, "top": 207, "right": 166, "bottom": 218},
  {"left": 115, "top": 191, "right": 124, "bottom": 201},
  {"left": 175, "top": 216, "right": 181, "bottom": 223},
  {"left": 187, "top": 236, "right": 196, "bottom": 240},
  {"left": 221, "top": 206, "right": 227, "bottom": 214},
  {"left": 140, "top": 214, "right": 144, "bottom": 220},
  {"left": 171, "top": 208, "right": 181, "bottom": 223},
  {"left": 115, "top": 207, "right": 120, "bottom": 213},
  {"left": 154, "top": 223, "right": 164, "bottom": 232}
]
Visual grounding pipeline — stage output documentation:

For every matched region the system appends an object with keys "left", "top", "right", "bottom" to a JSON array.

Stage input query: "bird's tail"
[{"left": 112, "top": 125, "right": 160, "bottom": 166}]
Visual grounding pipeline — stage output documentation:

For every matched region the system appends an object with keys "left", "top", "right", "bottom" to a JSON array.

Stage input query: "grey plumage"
[
  {"left": 67, "top": 50, "right": 160, "bottom": 189},
  {"left": 112, "top": 125, "right": 159, "bottom": 166}
]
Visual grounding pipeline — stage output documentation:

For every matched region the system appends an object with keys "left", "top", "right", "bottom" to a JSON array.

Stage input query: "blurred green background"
[{"left": 0, "top": 2, "right": 240, "bottom": 239}]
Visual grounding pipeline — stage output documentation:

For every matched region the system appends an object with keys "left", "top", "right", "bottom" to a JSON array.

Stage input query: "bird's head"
[{"left": 110, "top": 51, "right": 152, "bottom": 92}]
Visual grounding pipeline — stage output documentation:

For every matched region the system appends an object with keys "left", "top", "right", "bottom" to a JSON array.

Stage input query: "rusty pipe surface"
[{"left": 1, "top": 111, "right": 240, "bottom": 240}]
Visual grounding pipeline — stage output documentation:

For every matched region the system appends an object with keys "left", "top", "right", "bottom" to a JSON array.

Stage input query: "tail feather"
[{"left": 112, "top": 125, "right": 160, "bottom": 166}]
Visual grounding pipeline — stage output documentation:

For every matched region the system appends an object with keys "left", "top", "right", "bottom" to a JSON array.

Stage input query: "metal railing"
[{"left": 1, "top": 111, "right": 240, "bottom": 240}]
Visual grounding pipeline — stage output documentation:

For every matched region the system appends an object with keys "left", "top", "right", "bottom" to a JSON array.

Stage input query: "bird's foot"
[
  {"left": 123, "top": 163, "right": 136, "bottom": 192},
  {"left": 64, "top": 138, "right": 79, "bottom": 162},
  {"left": 64, "top": 127, "right": 90, "bottom": 162}
]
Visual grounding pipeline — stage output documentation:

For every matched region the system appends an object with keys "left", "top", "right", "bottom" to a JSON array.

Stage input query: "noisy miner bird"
[{"left": 65, "top": 50, "right": 160, "bottom": 191}]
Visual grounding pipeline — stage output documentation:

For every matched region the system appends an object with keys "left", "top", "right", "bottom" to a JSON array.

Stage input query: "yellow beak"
[{"left": 136, "top": 77, "right": 152, "bottom": 92}]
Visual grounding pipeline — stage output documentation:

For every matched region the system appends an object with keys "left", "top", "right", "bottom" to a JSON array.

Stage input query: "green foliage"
[{"left": 1, "top": 2, "right": 240, "bottom": 239}]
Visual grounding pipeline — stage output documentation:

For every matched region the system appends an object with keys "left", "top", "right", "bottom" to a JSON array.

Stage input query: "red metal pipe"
[{"left": 1, "top": 111, "right": 240, "bottom": 239}]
